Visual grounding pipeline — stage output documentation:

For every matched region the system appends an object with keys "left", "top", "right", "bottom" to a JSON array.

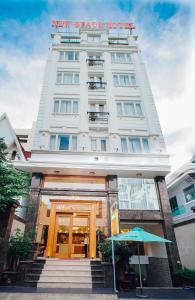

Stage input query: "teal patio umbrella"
[{"left": 107, "top": 227, "right": 171, "bottom": 298}]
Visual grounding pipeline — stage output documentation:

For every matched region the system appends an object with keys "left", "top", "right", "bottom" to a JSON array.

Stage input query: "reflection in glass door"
[
  {"left": 55, "top": 215, "right": 71, "bottom": 258},
  {"left": 71, "top": 214, "right": 89, "bottom": 258}
]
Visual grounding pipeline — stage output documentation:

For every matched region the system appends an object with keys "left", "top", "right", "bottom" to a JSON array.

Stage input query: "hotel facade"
[{"left": 14, "top": 22, "right": 179, "bottom": 286}]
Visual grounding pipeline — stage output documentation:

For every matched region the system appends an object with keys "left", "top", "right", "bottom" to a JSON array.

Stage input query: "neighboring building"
[
  {"left": 167, "top": 157, "right": 195, "bottom": 269},
  {"left": 0, "top": 113, "right": 34, "bottom": 235},
  {"left": 14, "top": 23, "right": 179, "bottom": 286}
]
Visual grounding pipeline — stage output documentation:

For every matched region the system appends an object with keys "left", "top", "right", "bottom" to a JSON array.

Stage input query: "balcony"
[
  {"left": 171, "top": 205, "right": 186, "bottom": 217},
  {"left": 87, "top": 111, "right": 109, "bottom": 123},
  {"left": 87, "top": 81, "right": 107, "bottom": 90},
  {"left": 86, "top": 59, "right": 104, "bottom": 67}
]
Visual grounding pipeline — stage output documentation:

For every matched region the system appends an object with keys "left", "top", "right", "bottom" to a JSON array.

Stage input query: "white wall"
[{"left": 175, "top": 222, "right": 195, "bottom": 268}]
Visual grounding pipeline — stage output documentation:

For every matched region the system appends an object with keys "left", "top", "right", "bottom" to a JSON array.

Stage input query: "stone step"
[
  {"left": 38, "top": 276, "right": 93, "bottom": 283},
  {"left": 45, "top": 260, "right": 92, "bottom": 266},
  {"left": 43, "top": 265, "right": 92, "bottom": 271},
  {"left": 37, "top": 282, "right": 93, "bottom": 288},
  {"left": 41, "top": 270, "right": 92, "bottom": 276}
]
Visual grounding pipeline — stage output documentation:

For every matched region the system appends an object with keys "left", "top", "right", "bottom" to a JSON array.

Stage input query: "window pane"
[
  {"left": 124, "top": 103, "right": 135, "bottom": 115},
  {"left": 130, "top": 138, "right": 142, "bottom": 152},
  {"left": 59, "top": 51, "right": 64, "bottom": 61},
  {"left": 60, "top": 101, "right": 68, "bottom": 113},
  {"left": 126, "top": 54, "right": 131, "bottom": 63},
  {"left": 65, "top": 51, "right": 74, "bottom": 60},
  {"left": 99, "top": 105, "right": 104, "bottom": 112},
  {"left": 91, "top": 139, "right": 97, "bottom": 151},
  {"left": 73, "top": 101, "right": 78, "bottom": 113},
  {"left": 75, "top": 52, "right": 79, "bottom": 60},
  {"left": 74, "top": 74, "right": 79, "bottom": 84},
  {"left": 101, "top": 139, "right": 106, "bottom": 152},
  {"left": 130, "top": 75, "right": 136, "bottom": 85},
  {"left": 135, "top": 103, "right": 143, "bottom": 116},
  {"left": 57, "top": 72, "right": 62, "bottom": 84},
  {"left": 50, "top": 135, "right": 56, "bottom": 150},
  {"left": 58, "top": 135, "right": 69, "bottom": 150},
  {"left": 71, "top": 136, "right": 77, "bottom": 151},
  {"left": 90, "top": 104, "right": 96, "bottom": 112},
  {"left": 117, "top": 103, "right": 122, "bottom": 115},
  {"left": 53, "top": 100, "right": 59, "bottom": 113},
  {"left": 120, "top": 75, "right": 130, "bottom": 86},
  {"left": 113, "top": 75, "right": 119, "bottom": 86},
  {"left": 111, "top": 53, "right": 115, "bottom": 62},
  {"left": 63, "top": 73, "right": 72, "bottom": 84},
  {"left": 121, "top": 138, "right": 128, "bottom": 152},
  {"left": 183, "top": 185, "right": 195, "bottom": 203},
  {"left": 170, "top": 196, "right": 178, "bottom": 210},
  {"left": 142, "top": 138, "right": 150, "bottom": 153}
]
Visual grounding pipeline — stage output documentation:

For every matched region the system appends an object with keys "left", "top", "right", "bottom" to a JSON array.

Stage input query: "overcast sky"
[{"left": 0, "top": 0, "right": 194, "bottom": 171}]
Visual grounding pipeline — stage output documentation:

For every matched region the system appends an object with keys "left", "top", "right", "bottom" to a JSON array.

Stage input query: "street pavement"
[{"left": 0, "top": 287, "right": 195, "bottom": 299}]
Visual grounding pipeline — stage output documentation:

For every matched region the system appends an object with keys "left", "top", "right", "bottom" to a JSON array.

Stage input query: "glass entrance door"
[
  {"left": 54, "top": 214, "right": 72, "bottom": 258},
  {"left": 71, "top": 214, "right": 89, "bottom": 258},
  {"left": 54, "top": 214, "right": 90, "bottom": 258}
]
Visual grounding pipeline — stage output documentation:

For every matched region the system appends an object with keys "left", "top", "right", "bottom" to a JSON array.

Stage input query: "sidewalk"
[{"left": 0, "top": 286, "right": 195, "bottom": 299}]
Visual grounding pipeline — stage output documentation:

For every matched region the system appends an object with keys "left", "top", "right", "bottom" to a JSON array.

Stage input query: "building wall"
[
  {"left": 32, "top": 30, "right": 167, "bottom": 157},
  {"left": 10, "top": 218, "right": 25, "bottom": 236},
  {"left": 174, "top": 222, "right": 195, "bottom": 269}
]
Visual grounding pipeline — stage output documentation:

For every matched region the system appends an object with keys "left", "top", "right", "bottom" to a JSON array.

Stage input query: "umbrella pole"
[
  {"left": 112, "top": 239, "right": 117, "bottom": 292},
  {"left": 136, "top": 242, "right": 148, "bottom": 298}
]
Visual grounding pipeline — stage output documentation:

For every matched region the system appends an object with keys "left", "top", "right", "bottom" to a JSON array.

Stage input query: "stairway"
[{"left": 25, "top": 258, "right": 105, "bottom": 288}]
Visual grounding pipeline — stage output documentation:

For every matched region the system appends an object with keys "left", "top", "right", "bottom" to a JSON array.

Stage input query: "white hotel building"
[{"left": 14, "top": 24, "right": 179, "bottom": 286}]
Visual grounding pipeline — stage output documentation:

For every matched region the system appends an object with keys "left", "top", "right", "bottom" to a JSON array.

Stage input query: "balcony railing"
[
  {"left": 86, "top": 59, "right": 104, "bottom": 66},
  {"left": 87, "top": 111, "right": 109, "bottom": 123},
  {"left": 171, "top": 205, "right": 186, "bottom": 217},
  {"left": 87, "top": 81, "right": 107, "bottom": 90}
]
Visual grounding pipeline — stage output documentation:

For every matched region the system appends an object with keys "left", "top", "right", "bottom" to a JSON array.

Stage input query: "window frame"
[
  {"left": 56, "top": 72, "right": 80, "bottom": 85},
  {"left": 90, "top": 137, "right": 108, "bottom": 152},
  {"left": 49, "top": 134, "right": 78, "bottom": 151},
  {"left": 59, "top": 51, "right": 79, "bottom": 61},
  {"left": 53, "top": 99, "right": 79, "bottom": 114},
  {"left": 183, "top": 185, "right": 195, "bottom": 203},
  {"left": 121, "top": 136, "right": 150, "bottom": 153},
  {"left": 169, "top": 196, "right": 178, "bottom": 211},
  {"left": 113, "top": 74, "right": 136, "bottom": 86},
  {"left": 111, "top": 52, "right": 132, "bottom": 64},
  {"left": 116, "top": 101, "right": 143, "bottom": 117}
]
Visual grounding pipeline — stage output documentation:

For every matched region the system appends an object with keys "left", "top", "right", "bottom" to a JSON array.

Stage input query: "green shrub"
[
  {"left": 98, "top": 240, "right": 132, "bottom": 263},
  {"left": 9, "top": 228, "right": 34, "bottom": 260},
  {"left": 176, "top": 267, "right": 195, "bottom": 280}
]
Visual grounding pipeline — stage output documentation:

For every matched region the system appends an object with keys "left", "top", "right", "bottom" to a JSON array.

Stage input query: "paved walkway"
[{"left": 0, "top": 286, "right": 195, "bottom": 299}]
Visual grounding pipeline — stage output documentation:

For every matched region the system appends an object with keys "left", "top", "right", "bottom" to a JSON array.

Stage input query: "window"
[
  {"left": 169, "top": 196, "right": 178, "bottom": 211},
  {"left": 109, "top": 39, "right": 128, "bottom": 45},
  {"left": 121, "top": 137, "right": 150, "bottom": 153},
  {"left": 183, "top": 185, "right": 195, "bottom": 203},
  {"left": 117, "top": 101, "right": 143, "bottom": 117},
  {"left": 49, "top": 134, "right": 77, "bottom": 151},
  {"left": 56, "top": 72, "right": 79, "bottom": 84},
  {"left": 90, "top": 104, "right": 105, "bottom": 112},
  {"left": 53, "top": 99, "right": 78, "bottom": 114},
  {"left": 88, "top": 35, "right": 101, "bottom": 43},
  {"left": 90, "top": 138, "right": 108, "bottom": 152},
  {"left": 113, "top": 74, "right": 136, "bottom": 86},
  {"left": 118, "top": 178, "right": 159, "bottom": 210},
  {"left": 111, "top": 53, "right": 132, "bottom": 63},
  {"left": 59, "top": 51, "right": 79, "bottom": 61}
]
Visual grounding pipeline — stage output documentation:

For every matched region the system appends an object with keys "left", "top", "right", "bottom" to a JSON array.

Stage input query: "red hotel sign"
[{"left": 52, "top": 20, "right": 135, "bottom": 30}]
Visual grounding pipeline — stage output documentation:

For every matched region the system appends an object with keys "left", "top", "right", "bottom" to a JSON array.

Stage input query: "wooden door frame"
[{"left": 45, "top": 200, "right": 97, "bottom": 258}]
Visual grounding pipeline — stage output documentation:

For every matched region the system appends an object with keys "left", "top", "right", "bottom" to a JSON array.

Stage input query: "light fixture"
[{"left": 89, "top": 171, "right": 95, "bottom": 175}]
